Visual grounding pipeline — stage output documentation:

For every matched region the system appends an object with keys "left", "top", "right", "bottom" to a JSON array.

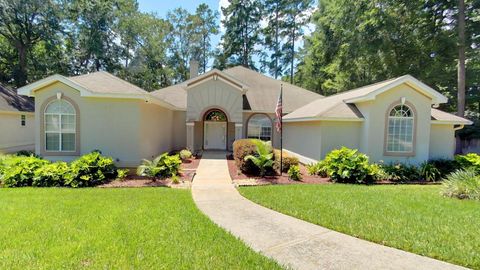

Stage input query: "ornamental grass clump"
[{"left": 442, "top": 169, "right": 480, "bottom": 200}]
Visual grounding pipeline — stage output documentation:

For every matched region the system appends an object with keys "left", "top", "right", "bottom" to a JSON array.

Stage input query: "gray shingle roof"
[
  {"left": 69, "top": 71, "right": 148, "bottom": 95},
  {"left": 0, "top": 84, "right": 34, "bottom": 112}
]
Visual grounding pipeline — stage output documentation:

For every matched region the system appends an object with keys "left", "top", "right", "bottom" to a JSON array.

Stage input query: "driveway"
[{"left": 191, "top": 151, "right": 467, "bottom": 270}]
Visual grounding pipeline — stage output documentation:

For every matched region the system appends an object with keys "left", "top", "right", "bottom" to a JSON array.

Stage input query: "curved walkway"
[{"left": 191, "top": 151, "right": 467, "bottom": 270}]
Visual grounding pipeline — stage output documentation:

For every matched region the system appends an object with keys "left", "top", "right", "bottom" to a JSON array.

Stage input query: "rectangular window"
[
  {"left": 21, "top": 115, "right": 26, "bottom": 126},
  {"left": 45, "top": 114, "right": 75, "bottom": 152},
  {"left": 386, "top": 118, "right": 414, "bottom": 153}
]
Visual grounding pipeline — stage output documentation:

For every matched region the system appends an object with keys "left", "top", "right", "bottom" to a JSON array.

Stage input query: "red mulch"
[
  {"left": 99, "top": 155, "right": 202, "bottom": 188},
  {"left": 226, "top": 154, "right": 330, "bottom": 185}
]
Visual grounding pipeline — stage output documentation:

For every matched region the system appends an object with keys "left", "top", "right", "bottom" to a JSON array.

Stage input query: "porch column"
[
  {"left": 235, "top": 123, "right": 243, "bottom": 141},
  {"left": 186, "top": 122, "right": 195, "bottom": 151}
]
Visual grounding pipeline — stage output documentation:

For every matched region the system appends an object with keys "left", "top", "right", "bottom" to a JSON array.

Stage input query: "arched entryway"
[{"left": 203, "top": 109, "right": 228, "bottom": 150}]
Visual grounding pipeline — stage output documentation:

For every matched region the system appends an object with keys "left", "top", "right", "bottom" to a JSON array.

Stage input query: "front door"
[{"left": 204, "top": 121, "right": 227, "bottom": 150}]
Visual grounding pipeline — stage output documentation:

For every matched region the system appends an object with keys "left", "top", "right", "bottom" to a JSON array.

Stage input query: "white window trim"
[
  {"left": 44, "top": 100, "right": 77, "bottom": 153},
  {"left": 385, "top": 104, "right": 415, "bottom": 154}
]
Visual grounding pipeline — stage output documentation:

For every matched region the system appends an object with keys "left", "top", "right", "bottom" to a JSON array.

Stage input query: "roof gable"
[
  {"left": 17, "top": 72, "right": 179, "bottom": 110},
  {"left": 185, "top": 69, "right": 248, "bottom": 92}
]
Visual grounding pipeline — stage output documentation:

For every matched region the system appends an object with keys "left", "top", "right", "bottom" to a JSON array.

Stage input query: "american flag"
[{"left": 275, "top": 85, "right": 283, "bottom": 132}]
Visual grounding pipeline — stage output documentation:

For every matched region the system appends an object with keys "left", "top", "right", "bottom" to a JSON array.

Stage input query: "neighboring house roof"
[
  {"left": 284, "top": 75, "right": 471, "bottom": 125},
  {"left": 17, "top": 71, "right": 179, "bottom": 110},
  {"left": 223, "top": 66, "right": 323, "bottom": 113},
  {"left": 0, "top": 84, "right": 34, "bottom": 113}
]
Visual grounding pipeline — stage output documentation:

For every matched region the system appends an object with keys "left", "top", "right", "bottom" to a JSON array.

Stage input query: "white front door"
[{"left": 204, "top": 121, "right": 227, "bottom": 150}]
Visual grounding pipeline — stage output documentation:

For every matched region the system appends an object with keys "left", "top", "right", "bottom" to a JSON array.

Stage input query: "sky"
[
  {"left": 136, "top": 0, "right": 316, "bottom": 72},
  {"left": 137, "top": 0, "right": 224, "bottom": 50}
]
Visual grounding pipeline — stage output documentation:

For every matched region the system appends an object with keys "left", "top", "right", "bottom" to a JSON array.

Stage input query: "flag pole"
[{"left": 280, "top": 84, "right": 283, "bottom": 174}]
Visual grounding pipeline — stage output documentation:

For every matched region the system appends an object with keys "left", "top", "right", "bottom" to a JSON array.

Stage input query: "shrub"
[
  {"left": 307, "top": 161, "right": 327, "bottom": 177},
  {"left": 1, "top": 156, "right": 49, "bottom": 187},
  {"left": 419, "top": 161, "right": 441, "bottom": 182},
  {"left": 65, "top": 151, "right": 117, "bottom": 188},
  {"left": 288, "top": 165, "right": 302, "bottom": 181},
  {"left": 273, "top": 149, "right": 299, "bottom": 173},
  {"left": 381, "top": 163, "right": 420, "bottom": 182},
  {"left": 455, "top": 153, "right": 480, "bottom": 171},
  {"left": 32, "top": 162, "right": 69, "bottom": 187},
  {"left": 179, "top": 149, "right": 193, "bottom": 160},
  {"left": 442, "top": 169, "right": 480, "bottom": 200},
  {"left": 323, "top": 147, "right": 377, "bottom": 184},
  {"left": 15, "top": 150, "right": 40, "bottom": 158},
  {"left": 233, "top": 139, "right": 260, "bottom": 174},
  {"left": 428, "top": 159, "right": 460, "bottom": 178},
  {"left": 136, "top": 153, "right": 182, "bottom": 180},
  {"left": 116, "top": 169, "right": 129, "bottom": 181},
  {"left": 244, "top": 140, "right": 274, "bottom": 177}
]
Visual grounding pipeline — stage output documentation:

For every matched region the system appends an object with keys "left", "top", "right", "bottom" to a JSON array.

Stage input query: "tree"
[
  {"left": 167, "top": 8, "right": 196, "bottom": 82},
  {"left": 190, "top": 4, "right": 219, "bottom": 74},
  {"left": 262, "top": 0, "right": 287, "bottom": 78},
  {"left": 220, "top": 0, "right": 263, "bottom": 68},
  {"left": 281, "top": 0, "right": 314, "bottom": 83},
  {"left": 0, "top": 0, "right": 63, "bottom": 86},
  {"left": 458, "top": 0, "right": 466, "bottom": 118}
]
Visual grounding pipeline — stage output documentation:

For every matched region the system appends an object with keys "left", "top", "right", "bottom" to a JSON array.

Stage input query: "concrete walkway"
[{"left": 191, "top": 151, "right": 467, "bottom": 270}]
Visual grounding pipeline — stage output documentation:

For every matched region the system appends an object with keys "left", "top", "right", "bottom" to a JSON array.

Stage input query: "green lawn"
[
  {"left": 239, "top": 184, "right": 480, "bottom": 269},
  {"left": 0, "top": 188, "right": 281, "bottom": 270}
]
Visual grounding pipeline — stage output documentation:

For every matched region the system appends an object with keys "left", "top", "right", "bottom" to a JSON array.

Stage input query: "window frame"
[
  {"left": 40, "top": 95, "right": 80, "bottom": 156},
  {"left": 246, "top": 113, "right": 273, "bottom": 142},
  {"left": 384, "top": 102, "right": 416, "bottom": 156},
  {"left": 20, "top": 114, "right": 26, "bottom": 126}
]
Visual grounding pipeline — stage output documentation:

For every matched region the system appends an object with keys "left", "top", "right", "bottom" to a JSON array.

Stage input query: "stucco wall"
[
  {"left": 34, "top": 81, "right": 144, "bottom": 166},
  {"left": 283, "top": 121, "right": 322, "bottom": 163},
  {"left": 319, "top": 121, "right": 361, "bottom": 158},
  {"left": 171, "top": 111, "right": 186, "bottom": 150},
  {"left": 429, "top": 124, "right": 455, "bottom": 159},
  {"left": 0, "top": 112, "right": 34, "bottom": 153},
  {"left": 355, "top": 84, "right": 432, "bottom": 164},
  {"left": 139, "top": 102, "right": 174, "bottom": 160},
  {"left": 186, "top": 79, "right": 243, "bottom": 123}
]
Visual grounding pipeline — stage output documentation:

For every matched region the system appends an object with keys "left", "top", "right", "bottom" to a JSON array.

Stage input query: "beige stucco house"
[
  {"left": 0, "top": 84, "right": 35, "bottom": 153},
  {"left": 17, "top": 65, "right": 470, "bottom": 166}
]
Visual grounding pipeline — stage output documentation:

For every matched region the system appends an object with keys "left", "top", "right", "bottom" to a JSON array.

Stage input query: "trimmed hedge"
[
  {"left": 233, "top": 139, "right": 260, "bottom": 174},
  {"left": 273, "top": 149, "right": 299, "bottom": 173}
]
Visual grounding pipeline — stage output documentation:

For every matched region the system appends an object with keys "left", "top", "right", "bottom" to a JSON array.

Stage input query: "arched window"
[
  {"left": 247, "top": 114, "right": 272, "bottom": 141},
  {"left": 44, "top": 99, "right": 76, "bottom": 152},
  {"left": 386, "top": 104, "right": 414, "bottom": 153},
  {"left": 204, "top": 109, "right": 227, "bottom": 121}
]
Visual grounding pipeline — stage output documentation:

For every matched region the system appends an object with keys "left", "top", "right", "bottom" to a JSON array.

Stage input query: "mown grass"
[
  {"left": 0, "top": 188, "right": 281, "bottom": 269},
  {"left": 239, "top": 184, "right": 480, "bottom": 269}
]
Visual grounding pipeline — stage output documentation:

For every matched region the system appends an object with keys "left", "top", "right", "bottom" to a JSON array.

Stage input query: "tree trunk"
[
  {"left": 456, "top": 0, "right": 466, "bottom": 154},
  {"left": 457, "top": 0, "right": 466, "bottom": 117},
  {"left": 14, "top": 42, "right": 28, "bottom": 87},
  {"left": 274, "top": 4, "right": 279, "bottom": 79},
  {"left": 290, "top": 25, "right": 295, "bottom": 84}
]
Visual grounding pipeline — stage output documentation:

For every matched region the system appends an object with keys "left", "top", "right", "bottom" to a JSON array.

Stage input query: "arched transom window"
[
  {"left": 386, "top": 104, "right": 414, "bottom": 153},
  {"left": 247, "top": 114, "right": 272, "bottom": 142},
  {"left": 44, "top": 99, "right": 76, "bottom": 152},
  {"left": 204, "top": 109, "right": 227, "bottom": 121}
]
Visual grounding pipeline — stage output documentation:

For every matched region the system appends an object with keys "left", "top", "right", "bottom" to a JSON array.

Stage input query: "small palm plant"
[
  {"left": 244, "top": 140, "right": 274, "bottom": 177},
  {"left": 136, "top": 153, "right": 181, "bottom": 182}
]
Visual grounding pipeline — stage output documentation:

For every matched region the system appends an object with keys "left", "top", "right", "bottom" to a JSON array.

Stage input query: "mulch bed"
[
  {"left": 226, "top": 154, "right": 330, "bottom": 186},
  {"left": 99, "top": 155, "right": 202, "bottom": 188}
]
